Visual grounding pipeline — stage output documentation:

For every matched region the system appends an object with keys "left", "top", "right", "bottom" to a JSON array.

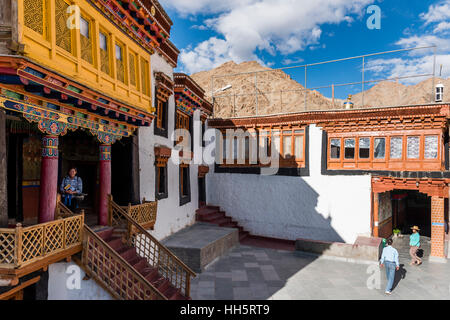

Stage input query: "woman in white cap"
[{"left": 409, "top": 226, "right": 422, "bottom": 266}]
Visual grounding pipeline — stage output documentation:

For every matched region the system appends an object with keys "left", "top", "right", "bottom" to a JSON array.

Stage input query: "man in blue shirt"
[
  {"left": 380, "top": 239, "right": 400, "bottom": 295},
  {"left": 60, "top": 167, "right": 83, "bottom": 211},
  {"left": 409, "top": 226, "right": 422, "bottom": 266}
]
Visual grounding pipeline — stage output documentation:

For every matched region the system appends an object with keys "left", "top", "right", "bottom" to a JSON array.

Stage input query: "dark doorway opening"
[
  {"left": 5, "top": 116, "right": 43, "bottom": 225},
  {"left": 392, "top": 190, "right": 431, "bottom": 237},
  {"left": 60, "top": 130, "right": 99, "bottom": 224},
  {"left": 111, "top": 135, "right": 140, "bottom": 206},
  {"left": 6, "top": 133, "right": 24, "bottom": 222},
  {"left": 198, "top": 177, "right": 206, "bottom": 207}
]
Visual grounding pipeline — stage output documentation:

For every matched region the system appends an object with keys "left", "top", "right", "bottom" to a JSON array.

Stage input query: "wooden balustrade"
[
  {"left": 82, "top": 226, "right": 167, "bottom": 300},
  {"left": 108, "top": 196, "right": 196, "bottom": 297},
  {"left": 55, "top": 198, "right": 77, "bottom": 219},
  {"left": 0, "top": 214, "right": 84, "bottom": 269},
  {"left": 119, "top": 198, "right": 158, "bottom": 230}
]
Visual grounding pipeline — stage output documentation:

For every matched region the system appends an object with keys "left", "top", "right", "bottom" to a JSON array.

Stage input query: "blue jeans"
[
  {"left": 63, "top": 194, "right": 73, "bottom": 207},
  {"left": 385, "top": 261, "right": 396, "bottom": 292}
]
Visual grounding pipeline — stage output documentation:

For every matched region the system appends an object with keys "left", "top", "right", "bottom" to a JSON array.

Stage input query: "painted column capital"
[
  {"left": 41, "top": 135, "right": 59, "bottom": 159},
  {"left": 99, "top": 144, "right": 112, "bottom": 161}
]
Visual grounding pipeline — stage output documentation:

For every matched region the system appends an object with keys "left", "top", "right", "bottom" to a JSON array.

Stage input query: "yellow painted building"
[{"left": 19, "top": 0, "right": 153, "bottom": 113}]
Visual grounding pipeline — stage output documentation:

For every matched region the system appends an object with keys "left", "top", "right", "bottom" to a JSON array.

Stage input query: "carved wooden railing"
[
  {"left": 108, "top": 196, "right": 196, "bottom": 298},
  {"left": 0, "top": 214, "right": 84, "bottom": 269},
  {"left": 120, "top": 198, "right": 158, "bottom": 230},
  {"left": 82, "top": 226, "right": 167, "bottom": 300},
  {"left": 55, "top": 198, "right": 76, "bottom": 219}
]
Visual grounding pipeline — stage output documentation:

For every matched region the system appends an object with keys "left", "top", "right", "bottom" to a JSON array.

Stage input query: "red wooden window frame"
[{"left": 327, "top": 129, "right": 444, "bottom": 171}]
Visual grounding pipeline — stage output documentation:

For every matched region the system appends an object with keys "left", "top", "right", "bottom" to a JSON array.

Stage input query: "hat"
[{"left": 411, "top": 226, "right": 420, "bottom": 231}]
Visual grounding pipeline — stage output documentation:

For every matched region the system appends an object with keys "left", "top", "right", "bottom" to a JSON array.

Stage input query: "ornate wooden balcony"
[{"left": 0, "top": 214, "right": 84, "bottom": 282}]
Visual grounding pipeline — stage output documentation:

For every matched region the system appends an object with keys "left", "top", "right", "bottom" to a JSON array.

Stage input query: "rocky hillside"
[
  {"left": 190, "top": 61, "right": 449, "bottom": 117},
  {"left": 352, "top": 77, "right": 450, "bottom": 108},
  {"left": 191, "top": 61, "right": 334, "bottom": 117}
]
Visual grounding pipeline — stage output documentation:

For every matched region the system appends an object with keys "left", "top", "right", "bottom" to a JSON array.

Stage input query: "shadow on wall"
[{"left": 208, "top": 173, "right": 345, "bottom": 243}]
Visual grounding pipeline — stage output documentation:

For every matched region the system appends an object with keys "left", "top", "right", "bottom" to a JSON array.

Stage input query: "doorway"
[
  {"left": 60, "top": 130, "right": 99, "bottom": 225},
  {"left": 392, "top": 190, "right": 431, "bottom": 237},
  {"left": 198, "top": 177, "right": 206, "bottom": 207}
]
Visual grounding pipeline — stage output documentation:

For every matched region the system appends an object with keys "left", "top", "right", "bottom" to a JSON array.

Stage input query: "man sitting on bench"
[{"left": 60, "top": 167, "right": 83, "bottom": 211}]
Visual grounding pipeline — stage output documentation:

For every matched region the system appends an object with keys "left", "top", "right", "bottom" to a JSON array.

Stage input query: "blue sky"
[{"left": 160, "top": 0, "right": 450, "bottom": 98}]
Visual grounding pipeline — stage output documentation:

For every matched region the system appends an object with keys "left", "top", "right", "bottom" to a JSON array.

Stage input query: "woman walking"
[{"left": 409, "top": 226, "right": 422, "bottom": 266}]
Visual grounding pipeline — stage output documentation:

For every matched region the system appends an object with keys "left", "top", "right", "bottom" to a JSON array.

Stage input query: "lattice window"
[
  {"left": 141, "top": 57, "right": 150, "bottom": 96},
  {"left": 407, "top": 136, "right": 420, "bottom": 159},
  {"left": 24, "top": 0, "right": 44, "bottom": 35},
  {"left": 99, "top": 32, "right": 110, "bottom": 75},
  {"left": 55, "top": 0, "right": 72, "bottom": 53},
  {"left": 390, "top": 137, "right": 403, "bottom": 159},
  {"left": 425, "top": 136, "right": 438, "bottom": 159},
  {"left": 129, "top": 53, "right": 137, "bottom": 86},
  {"left": 80, "top": 16, "right": 93, "bottom": 64},
  {"left": 115, "top": 44, "right": 125, "bottom": 83}
]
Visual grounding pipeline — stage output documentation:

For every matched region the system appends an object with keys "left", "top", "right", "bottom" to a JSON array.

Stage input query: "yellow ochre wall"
[{"left": 18, "top": 0, "right": 153, "bottom": 113}]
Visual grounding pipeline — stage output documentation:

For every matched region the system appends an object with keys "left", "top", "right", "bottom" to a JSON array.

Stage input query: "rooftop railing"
[{"left": 211, "top": 46, "right": 446, "bottom": 118}]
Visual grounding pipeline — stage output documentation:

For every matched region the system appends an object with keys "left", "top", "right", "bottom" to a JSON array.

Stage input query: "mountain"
[
  {"left": 190, "top": 61, "right": 449, "bottom": 117},
  {"left": 352, "top": 77, "right": 450, "bottom": 108},
  {"left": 191, "top": 61, "right": 334, "bottom": 117}
]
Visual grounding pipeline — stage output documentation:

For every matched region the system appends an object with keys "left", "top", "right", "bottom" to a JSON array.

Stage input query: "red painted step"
[
  {"left": 197, "top": 211, "right": 225, "bottom": 221},
  {"left": 195, "top": 205, "right": 253, "bottom": 244}
]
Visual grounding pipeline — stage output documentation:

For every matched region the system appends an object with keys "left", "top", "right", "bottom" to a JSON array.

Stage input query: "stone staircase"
[
  {"left": 196, "top": 206, "right": 250, "bottom": 242},
  {"left": 95, "top": 227, "right": 188, "bottom": 300}
]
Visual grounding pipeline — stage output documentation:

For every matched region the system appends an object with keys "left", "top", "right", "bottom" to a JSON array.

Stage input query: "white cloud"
[
  {"left": 159, "top": 0, "right": 255, "bottom": 16},
  {"left": 364, "top": 0, "right": 450, "bottom": 85},
  {"left": 420, "top": 0, "right": 450, "bottom": 25},
  {"left": 167, "top": 0, "right": 374, "bottom": 73},
  {"left": 434, "top": 21, "right": 450, "bottom": 33},
  {"left": 366, "top": 55, "right": 450, "bottom": 84}
]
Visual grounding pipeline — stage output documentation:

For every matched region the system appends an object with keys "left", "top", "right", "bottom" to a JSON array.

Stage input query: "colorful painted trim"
[
  {"left": 0, "top": 96, "right": 128, "bottom": 144},
  {"left": 42, "top": 136, "right": 59, "bottom": 158},
  {"left": 99, "top": 145, "right": 112, "bottom": 161}
]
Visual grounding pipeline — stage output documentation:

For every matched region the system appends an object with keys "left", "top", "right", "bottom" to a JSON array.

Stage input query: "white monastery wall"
[
  {"left": 138, "top": 53, "right": 198, "bottom": 241},
  {"left": 206, "top": 124, "right": 372, "bottom": 244},
  {"left": 48, "top": 262, "right": 113, "bottom": 300}
]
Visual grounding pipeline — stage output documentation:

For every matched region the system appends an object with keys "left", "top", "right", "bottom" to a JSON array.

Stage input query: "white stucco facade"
[
  {"left": 138, "top": 53, "right": 200, "bottom": 241},
  {"left": 48, "top": 262, "right": 113, "bottom": 300},
  {"left": 206, "top": 124, "right": 372, "bottom": 244}
]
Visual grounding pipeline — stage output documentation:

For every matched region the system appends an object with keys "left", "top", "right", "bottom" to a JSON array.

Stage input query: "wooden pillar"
[
  {"left": 0, "top": 109, "right": 7, "bottom": 227},
  {"left": 38, "top": 135, "right": 59, "bottom": 223},
  {"left": 98, "top": 144, "right": 111, "bottom": 226},
  {"left": 373, "top": 192, "right": 379, "bottom": 237},
  {"left": 431, "top": 196, "right": 445, "bottom": 258}
]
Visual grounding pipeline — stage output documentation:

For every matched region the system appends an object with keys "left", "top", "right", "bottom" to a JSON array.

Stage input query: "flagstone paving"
[{"left": 190, "top": 244, "right": 450, "bottom": 300}]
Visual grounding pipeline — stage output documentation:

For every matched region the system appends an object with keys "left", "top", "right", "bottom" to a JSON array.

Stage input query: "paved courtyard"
[{"left": 190, "top": 244, "right": 450, "bottom": 300}]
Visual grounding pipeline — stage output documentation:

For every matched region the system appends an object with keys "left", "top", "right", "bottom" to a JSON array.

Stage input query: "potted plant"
[{"left": 393, "top": 228, "right": 401, "bottom": 239}]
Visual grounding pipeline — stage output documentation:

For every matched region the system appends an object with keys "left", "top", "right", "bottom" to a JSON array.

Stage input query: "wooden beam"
[{"left": 0, "top": 276, "right": 41, "bottom": 300}]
